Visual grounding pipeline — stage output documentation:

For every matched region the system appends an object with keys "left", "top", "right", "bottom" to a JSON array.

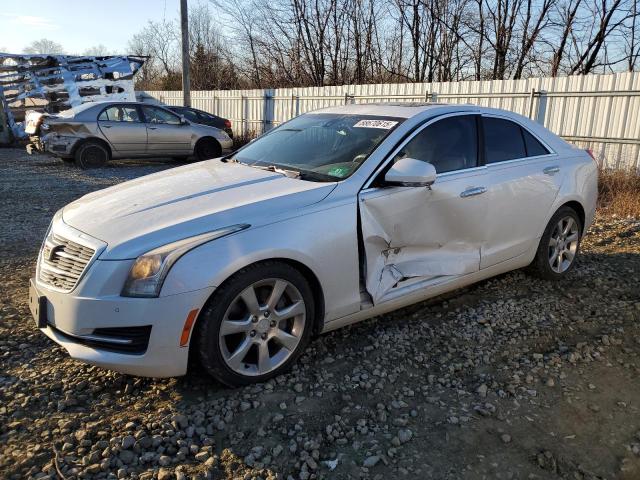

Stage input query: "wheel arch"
[
  {"left": 190, "top": 257, "right": 326, "bottom": 349},
  {"left": 275, "top": 257, "right": 326, "bottom": 335},
  {"left": 558, "top": 200, "right": 586, "bottom": 235},
  {"left": 71, "top": 136, "right": 112, "bottom": 158},
  {"left": 195, "top": 135, "right": 221, "bottom": 149}
]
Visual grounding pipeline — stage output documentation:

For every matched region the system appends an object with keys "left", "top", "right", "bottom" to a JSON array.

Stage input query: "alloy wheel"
[
  {"left": 219, "top": 278, "right": 306, "bottom": 376},
  {"left": 548, "top": 216, "right": 579, "bottom": 273}
]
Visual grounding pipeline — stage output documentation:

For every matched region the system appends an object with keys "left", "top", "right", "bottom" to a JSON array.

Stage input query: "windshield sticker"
[
  {"left": 327, "top": 166, "right": 352, "bottom": 177},
  {"left": 353, "top": 119, "right": 398, "bottom": 129}
]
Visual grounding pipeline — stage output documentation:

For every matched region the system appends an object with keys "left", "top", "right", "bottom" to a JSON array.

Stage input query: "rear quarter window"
[
  {"left": 522, "top": 129, "right": 550, "bottom": 156},
  {"left": 484, "top": 117, "right": 526, "bottom": 163}
]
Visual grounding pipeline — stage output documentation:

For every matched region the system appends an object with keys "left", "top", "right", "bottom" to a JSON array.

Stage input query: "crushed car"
[{"left": 0, "top": 53, "right": 145, "bottom": 144}]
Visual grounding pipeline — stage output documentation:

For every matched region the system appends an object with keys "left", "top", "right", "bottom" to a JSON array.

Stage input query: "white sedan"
[{"left": 30, "top": 104, "right": 598, "bottom": 386}]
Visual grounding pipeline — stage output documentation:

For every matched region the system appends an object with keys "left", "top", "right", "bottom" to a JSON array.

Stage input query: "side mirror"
[
  {"left": 385, "top": 158, "right": 437, "bottom": 187},
  {"left": 180, "top": 116, "right": 189, "bottom": 125}
]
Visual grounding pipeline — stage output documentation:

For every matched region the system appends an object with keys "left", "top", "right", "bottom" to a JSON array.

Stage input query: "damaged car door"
[
  {"left": 97, "top": 104, "right": 147, "bottom": 155},
  {"left": 359, "top": 114, "right": 488, "bottom": 303}
]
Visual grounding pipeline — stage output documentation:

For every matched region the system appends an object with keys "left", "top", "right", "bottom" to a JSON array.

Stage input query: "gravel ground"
[{"left": 1, "top": 147, "right": 639, "bottom": 480}]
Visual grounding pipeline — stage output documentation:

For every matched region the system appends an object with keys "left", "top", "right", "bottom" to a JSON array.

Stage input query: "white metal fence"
[{"left": 146, "top": 71, "right": 640, "bottom": 170}]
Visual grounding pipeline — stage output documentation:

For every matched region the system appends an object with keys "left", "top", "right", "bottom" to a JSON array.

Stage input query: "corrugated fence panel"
[{"left": 145, "top": 71, "right": 640, "bottom": 170}]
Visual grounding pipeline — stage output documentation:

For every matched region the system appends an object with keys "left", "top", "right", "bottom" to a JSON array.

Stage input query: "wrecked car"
[
  {"left": 29, "top": 103, "right": 597, "bottom": 386},
  {"left": 27, "top": 101, "right": 233, "bottom": 167}
]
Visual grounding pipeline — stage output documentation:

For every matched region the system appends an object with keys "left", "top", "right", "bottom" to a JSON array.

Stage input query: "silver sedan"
[
  {"left": 35, "top": 101, "right": 233, "bottom": 168},
  {"left": 30, "top": 103, "right": 597, "bottom": 386}
]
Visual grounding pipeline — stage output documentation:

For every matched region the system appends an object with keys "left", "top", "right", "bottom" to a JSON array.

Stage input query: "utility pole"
[{"left": 180, "top": 0, "right": 191, "bottom": 107}]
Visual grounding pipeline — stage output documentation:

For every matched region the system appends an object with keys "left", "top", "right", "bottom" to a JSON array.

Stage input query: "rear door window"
[{"left": 483, "top": 117, "right": 526, "bottom": 163}]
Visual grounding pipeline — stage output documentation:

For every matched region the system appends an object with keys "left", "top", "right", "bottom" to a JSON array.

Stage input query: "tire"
[
  {"left": 194, "top": 138, "right": 222, "bottom": 161},
  {"left": 74, "top": 140, "right": 109, "bottom": 169},
  {"left": 195, "top": 261, "right": 315, "bottom": 387},
  {"left": 527, "top": 206, "right": 582, "bottom": 280}
]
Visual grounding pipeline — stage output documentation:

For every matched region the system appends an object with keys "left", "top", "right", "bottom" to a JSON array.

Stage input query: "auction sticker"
[{"left": 353, "top": 119, "right": 398, "bottom": 129}]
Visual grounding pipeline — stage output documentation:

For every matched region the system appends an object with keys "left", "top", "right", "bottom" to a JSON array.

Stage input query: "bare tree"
[
  {"left": 513, "top": 0, "right": 556, "bottom": 78},
  {"left": 126, "top": 0, "right": 639, "bottom": 90},
  {"left": 128, "top": 19, "right": 179, "bottom": 83},
  {"left": 569, "top": 0, "right": 631, "bottom": 74},
  {"left": 550, "top": 0, "right": 583, "bottom": 76},
  {"left": 23, "top": 38, "right": 65, "bottom": 55},
  {"left": 212, "top": 0, "right": 265, "bottom": 87},
  {"left": 625, "top": 0, "right": 639, "bottom": 70},
  {"left": 188, "top": 2, "right": 238, "bottom": 89},
  {"left": 82, "top": 45, "right": 112, "bottom": 56}
]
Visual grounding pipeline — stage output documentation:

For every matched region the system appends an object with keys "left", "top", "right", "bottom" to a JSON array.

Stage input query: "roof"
[{"left": 310, "top": 102, "right": 478, "bottom": 118}]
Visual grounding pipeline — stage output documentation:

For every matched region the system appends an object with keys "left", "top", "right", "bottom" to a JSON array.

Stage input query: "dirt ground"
[{"left": 1, "top": 147, "right": 639, "bottom": 480}]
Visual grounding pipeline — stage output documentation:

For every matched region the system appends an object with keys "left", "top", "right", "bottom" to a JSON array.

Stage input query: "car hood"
[{"left": 62, "top": 160, "right": 337, "bottom": 259}]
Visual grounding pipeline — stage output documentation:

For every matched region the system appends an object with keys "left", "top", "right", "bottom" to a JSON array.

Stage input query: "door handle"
[
  {"left": 102, "top": 125, "right": 112, "bottom": 129},
  {"left": 148, "top": 126, "right": 158, "bottom": 130},
  {"left": 543, "top": 166, "right": 560, "bottom": 175},
  {"left": 460, "top": 186, "right": 487, "bottom": 198}
]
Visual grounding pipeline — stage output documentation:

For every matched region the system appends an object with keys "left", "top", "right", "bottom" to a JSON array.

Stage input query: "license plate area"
[{"left": 29, "top": 279, "right": 48, "bottom": 328}]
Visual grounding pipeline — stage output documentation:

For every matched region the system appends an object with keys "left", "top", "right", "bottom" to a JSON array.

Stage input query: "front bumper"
[{"left": 32, "top": 276, "right": 215, "bottom": 378}]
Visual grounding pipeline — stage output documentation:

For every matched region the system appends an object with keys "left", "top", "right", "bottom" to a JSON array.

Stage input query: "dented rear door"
[{"left": 359, "top": 167, "right": 489, "bottom": 303}]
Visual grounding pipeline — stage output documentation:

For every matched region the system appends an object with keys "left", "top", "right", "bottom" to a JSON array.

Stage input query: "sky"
[{"left": 0, "top": 0, "right": 181, "bottom": 54}]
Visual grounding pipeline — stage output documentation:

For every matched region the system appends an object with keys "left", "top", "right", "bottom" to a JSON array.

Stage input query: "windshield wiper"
[
  {"left": 229, "top": 159, "right": 335, "bottom": 182},
  {"left": 252, "top": 164, "right": 301, "bottom": 179}
]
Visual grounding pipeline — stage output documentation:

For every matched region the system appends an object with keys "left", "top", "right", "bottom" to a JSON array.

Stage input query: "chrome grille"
[{"left": 38, "top": 232, "right": 96, "bottom": 291}]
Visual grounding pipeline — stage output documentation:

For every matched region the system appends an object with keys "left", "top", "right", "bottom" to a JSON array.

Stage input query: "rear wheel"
[
  {"left": 196, "top": 262, "right": 314, "bottom": 387},
  {"left": 194, "top": 138, "right": 222, "bottom": 161},
  {"left": 527, "top": 206, "right": 582, "bottom": 280},
  {"left": 74, "top": 140, "right": 109, "bottom": 169}
]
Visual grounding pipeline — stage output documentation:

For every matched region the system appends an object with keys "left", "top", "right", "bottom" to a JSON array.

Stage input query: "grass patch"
[
  {"left": 232, "top": 130, "right": 258, "bottom": 150},
  {"left": 598, "top": 167, "right": 640, "bottom": 218}
]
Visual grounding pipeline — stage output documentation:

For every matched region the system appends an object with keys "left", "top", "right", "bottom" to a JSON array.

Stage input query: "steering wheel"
[{"left": 352, "top": 153, "right": 367, "bottom": 163}]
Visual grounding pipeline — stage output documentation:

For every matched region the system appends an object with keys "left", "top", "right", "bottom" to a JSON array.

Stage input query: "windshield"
[{"left": 229, "top": 113, "right": 403, "bottom": 180}]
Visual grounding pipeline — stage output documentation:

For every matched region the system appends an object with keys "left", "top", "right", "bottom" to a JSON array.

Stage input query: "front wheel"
[
  {"left": 527, "top": 206, "right": 582, "bottom": 280},
  {"left": 195, "top": 262, "right": 314, "bottom": 387}
]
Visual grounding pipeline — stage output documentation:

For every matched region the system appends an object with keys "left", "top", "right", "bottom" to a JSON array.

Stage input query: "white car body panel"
[
  {"left": 359, "top": 167, "right": 488, "bottom": 302},
  {"left": 31, "top": 103, "right": 598, "bottom": 378},
  {"left": 63, "top": 160, "right": 337, "bottom": 259}
]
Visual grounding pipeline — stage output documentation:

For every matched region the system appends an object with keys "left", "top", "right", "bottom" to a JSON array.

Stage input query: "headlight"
[
  {"left": 121, "top": 224, "right": 249, "bottom": 298},
  {"left": 41, "top": 122, "right": 50, "bottom": 132}
]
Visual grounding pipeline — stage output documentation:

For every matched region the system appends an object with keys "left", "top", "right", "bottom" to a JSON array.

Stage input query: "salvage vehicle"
[
  {"left": 25, "top": 101, "right": 233, "bottom": 168},
  {"left": 29, "top": 103, "right": 598, "bottom": 386},
  {"left": 167, "top": 105, "right": 234, "bottom": 138}
]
